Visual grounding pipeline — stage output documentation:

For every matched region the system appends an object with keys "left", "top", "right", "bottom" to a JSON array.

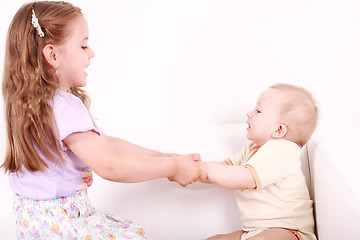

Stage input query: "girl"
[{"left": 2, "top": 1, "right": 202, "bottom": 239}]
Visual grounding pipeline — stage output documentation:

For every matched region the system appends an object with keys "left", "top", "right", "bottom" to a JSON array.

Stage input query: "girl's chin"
[{"left": 76, "top": 79, "right": 87, "bottom": 88}]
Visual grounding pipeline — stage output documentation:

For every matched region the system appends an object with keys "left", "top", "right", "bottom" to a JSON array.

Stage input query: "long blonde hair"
[{"left": 2, "top": 1, "right": 91, "bottom": 173}]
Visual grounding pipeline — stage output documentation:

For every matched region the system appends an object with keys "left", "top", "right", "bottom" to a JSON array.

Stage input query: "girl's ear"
[
  {"left": 272, "top": 124, "right": 287, "bottom": 139},
  {"left": 42, "top": 44, "right": 60, "bottom": 69}
]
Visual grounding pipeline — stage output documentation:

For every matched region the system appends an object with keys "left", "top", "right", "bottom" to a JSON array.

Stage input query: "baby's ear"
[{"left": 272, "top": 124, "right": 287, "bottom": 139}]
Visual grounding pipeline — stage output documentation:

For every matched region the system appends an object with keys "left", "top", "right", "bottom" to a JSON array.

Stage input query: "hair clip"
[{"left": 31, "top": 9, "right": 45, "bottom": 38}]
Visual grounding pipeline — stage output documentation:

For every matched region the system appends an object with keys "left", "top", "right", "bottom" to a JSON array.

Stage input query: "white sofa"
[
  {"left": 1, "top": 124, "right": 359, "bottom": 239},
  {"left": 306, "top": 129, "right": 360, "bottom": 240}
]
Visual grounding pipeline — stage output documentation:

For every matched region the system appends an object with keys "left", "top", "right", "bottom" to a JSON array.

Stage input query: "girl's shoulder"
[
  {"left": 52, "top": 89, "right": 92, "bottom": 128},
  {"left": 51, "top": 89, "right": 99, "bottom": 144},
  {"left": 53, "top": 90, "right": 83, "bottom": 107},
  {"left": 52, "top": 90, "right": 88, "bottom": 116}
]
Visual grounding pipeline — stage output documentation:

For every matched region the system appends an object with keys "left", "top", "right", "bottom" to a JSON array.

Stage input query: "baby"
[{"left": 199, "top": 83, "right": 318, "bottom": 240}]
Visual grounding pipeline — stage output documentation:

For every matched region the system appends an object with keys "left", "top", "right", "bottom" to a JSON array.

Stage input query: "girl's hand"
[{"left": 169, "top": 153, "right": 202, "bottom": 187}]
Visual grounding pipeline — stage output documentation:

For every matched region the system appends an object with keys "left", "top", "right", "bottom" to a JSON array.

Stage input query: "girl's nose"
[
  {"left": 88, "top": 47, "right": 95, "bottom": 59},
  {"left": 247, "top": 110, "right": 253, "bottom": 118}
]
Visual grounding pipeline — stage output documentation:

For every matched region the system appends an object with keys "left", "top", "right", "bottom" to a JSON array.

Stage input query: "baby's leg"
[
  {"left": 248, "top": 228, "right": 299, "bottom": 240},
  {"left": 207, "top": 230, "right": 244, "bottom": 240}
]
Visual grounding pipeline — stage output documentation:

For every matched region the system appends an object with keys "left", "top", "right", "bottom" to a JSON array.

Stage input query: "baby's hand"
[{"left": 169, "top": 153, "right": 202, "bottom": 187}]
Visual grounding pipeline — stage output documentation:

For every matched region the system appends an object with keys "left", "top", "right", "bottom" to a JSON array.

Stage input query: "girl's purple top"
[{"left": 9, "top": 90, "right": 100, "bottom": 200}]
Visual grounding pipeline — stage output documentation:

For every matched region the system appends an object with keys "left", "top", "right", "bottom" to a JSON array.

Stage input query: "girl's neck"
[
  {"left": 57, "top": 88, "right": 70, "bottom": 94},
  {"left": 59, "top": 85, "right": 70, "bottom": 92}
]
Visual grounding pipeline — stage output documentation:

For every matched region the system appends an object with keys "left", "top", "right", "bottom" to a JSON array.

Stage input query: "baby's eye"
[
  {"left": 82, "top": 46, "right": 88, "bottom": 50},
  {"left": 256, "top": 109, "right": 261, "bottom": 113}
]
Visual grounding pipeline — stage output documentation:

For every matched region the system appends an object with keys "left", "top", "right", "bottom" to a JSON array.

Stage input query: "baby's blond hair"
[{"left": 270, "top": 83, "right": 318, "bottom": 147}]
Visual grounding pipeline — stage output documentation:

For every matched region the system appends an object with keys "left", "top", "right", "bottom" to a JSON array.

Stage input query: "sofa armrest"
[{"left": 307, "top": 132, "right": 360, "bottom": 240}]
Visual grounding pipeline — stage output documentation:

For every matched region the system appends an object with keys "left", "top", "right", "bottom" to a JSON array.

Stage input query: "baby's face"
[{"left": 246, "top": 88, "right": 285, "bottom": 146}]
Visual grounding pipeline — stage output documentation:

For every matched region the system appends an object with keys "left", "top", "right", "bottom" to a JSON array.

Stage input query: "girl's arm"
[
  {"left": 198, "top": 162, "right": 256, "bottom": 190},
  {"left": 102, "top": 135, "right": 174, "bottom": 157},
  {"left": 63, "top": 131, "right": 201, "bottom": 187}
]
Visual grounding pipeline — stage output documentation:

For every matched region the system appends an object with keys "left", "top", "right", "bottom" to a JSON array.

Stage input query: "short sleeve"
[
  {"left": 52, "top": 91, "right": 100, "bottom": 151},
  {"left": 228, "top": 143, "right": 258, "bottom": 166},
  {"left": 228, "top": 151, "right": 244, "bottom": 165},
  {"left": 245, "top": 140, "right": 300, "bottom": 189}
]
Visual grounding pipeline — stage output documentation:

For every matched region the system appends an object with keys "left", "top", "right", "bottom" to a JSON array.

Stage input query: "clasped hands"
[{"left": 167, "top": 153, "right": 208, "bottom": 187}]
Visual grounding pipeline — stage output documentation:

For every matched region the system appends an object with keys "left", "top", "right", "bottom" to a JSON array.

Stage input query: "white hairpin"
[{"left": 31, "top": 9, "right": 45, "bottom": 38}]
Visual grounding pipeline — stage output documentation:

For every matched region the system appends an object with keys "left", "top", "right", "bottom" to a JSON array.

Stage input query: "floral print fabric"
[{"left": 14, "top": 190, "right": 149, "bottom": 240}]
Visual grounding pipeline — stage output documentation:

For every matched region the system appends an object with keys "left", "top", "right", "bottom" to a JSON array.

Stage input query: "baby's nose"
[{"left": 246, "top": 111, "right": 252, "bottom": 118}]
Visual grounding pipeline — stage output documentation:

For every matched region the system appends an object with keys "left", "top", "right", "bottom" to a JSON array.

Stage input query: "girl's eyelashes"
[{"left": 81, "top": 45, "right": 88, "bottom": 50}]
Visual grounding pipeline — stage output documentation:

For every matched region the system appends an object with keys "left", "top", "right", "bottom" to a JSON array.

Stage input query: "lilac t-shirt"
[{"left": 10, "top": 90, "right": 100, "bottom": 200}]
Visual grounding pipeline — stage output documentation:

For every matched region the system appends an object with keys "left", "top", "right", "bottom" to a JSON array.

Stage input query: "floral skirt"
[{"left": 13, "top": 190, "right": 149, "bottom": 240}]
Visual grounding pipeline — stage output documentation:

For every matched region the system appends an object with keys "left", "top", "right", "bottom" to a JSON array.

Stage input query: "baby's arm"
[{"left": 198, "top": 161, "right": 256, "bottom": 190}]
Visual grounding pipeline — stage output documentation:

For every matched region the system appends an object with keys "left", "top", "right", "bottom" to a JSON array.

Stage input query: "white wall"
[{"left": 1, "top": 0, "right": 360, "bottom": 239}]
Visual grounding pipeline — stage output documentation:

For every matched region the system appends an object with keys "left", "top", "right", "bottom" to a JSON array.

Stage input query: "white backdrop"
[{"left": 1, "top": 0, "right": 360, "bottom": 239}]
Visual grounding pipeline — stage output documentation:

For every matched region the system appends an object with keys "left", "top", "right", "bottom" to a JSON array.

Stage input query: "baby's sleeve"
[
  {"left": 227, "top": 152, "right": 243, "bottom": 165},
  {"left": 52, "top": 92, "right": 100, "bottom": 151},
  {"left": 245, "top": 140, "right": 288, "bottom": 189},
  {"left": 227, "top": 143, "right": 255, "bottom": 166}
]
